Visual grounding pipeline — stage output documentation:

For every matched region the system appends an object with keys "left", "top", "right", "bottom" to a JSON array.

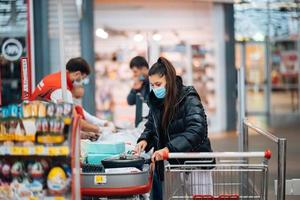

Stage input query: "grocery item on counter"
[
  {"left": 104, "top": 167, "right": 141, "bottom": 173},
  {"left": 81, "top": 163, "right": 104, "bottom": 173},
  {"left": 47, "top": 166, "right": 67, "bottom": 195},
  {"left": 83, "top": 140, "right": 125, "bottom": 154},
  {"left": 86, "top": 153, "right": 119, "bottom": 165},
  {"left": 101, "top": 154, "right": 150, "bottom": 170}
]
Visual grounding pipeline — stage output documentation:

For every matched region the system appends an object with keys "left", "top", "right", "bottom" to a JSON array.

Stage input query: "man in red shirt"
[
  {"left": 31, "top": 57, "right": 101, "bottom": 139},
  {"left": 31, "top": 57, "right": 89, "bottom": 103}
]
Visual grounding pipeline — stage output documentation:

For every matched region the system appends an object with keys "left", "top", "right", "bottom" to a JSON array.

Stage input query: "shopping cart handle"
[
  {"left": 264, "top": 149, "right": 272, "bottom": 159},
  {"left": 163, "top": 150, "right": 272, "bottom": 160},
  {"left": 162, "top": 149, "right": 169, "bottom": 160}
]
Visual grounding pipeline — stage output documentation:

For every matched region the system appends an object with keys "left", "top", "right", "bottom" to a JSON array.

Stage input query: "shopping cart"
[{"left": 162, "top": 150, "right": 272, "bottom": 200}]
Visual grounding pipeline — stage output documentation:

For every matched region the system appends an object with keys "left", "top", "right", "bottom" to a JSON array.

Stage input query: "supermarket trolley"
[{"left": 162, "top": 150, "right": 272, "bottom": 200}]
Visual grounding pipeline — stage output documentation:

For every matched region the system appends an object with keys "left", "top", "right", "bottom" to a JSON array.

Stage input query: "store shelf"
[
  {"left": 0, "top": 145, "right": 70, "bottom": 156},
  {"left": 41, "top": 196, "right": 69, "bottom": 200}
]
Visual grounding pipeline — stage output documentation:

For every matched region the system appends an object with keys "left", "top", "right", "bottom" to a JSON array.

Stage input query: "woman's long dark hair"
[{"left": 149, "top": 57, "right": 178, "bottom": 132}]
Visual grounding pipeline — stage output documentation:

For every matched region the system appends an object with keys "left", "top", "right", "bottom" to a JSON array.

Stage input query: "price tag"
[
  {"left": 20, "top": 147, "right": 30, "bottom": 155},
  {"left": 54, "top": 197, "right": 65, "bottom": 200},
  {"left": 11, "top": 147, "right": 21, "bottom": 155},
  {"left": 35, "top": 146, "right": 45, "bottom": 155},
  {"left": 0, "top": 146, "right": 4, "bottom": 155},
  {"left": 48, "top": 147, "right": 59, "bottom": 156},
  {"left": 59, "top": 146, "right": 69, "bottom": 155},
  {"left": 2, "top": 146, "right": 9, "bottom": 155},
  {"left": 63, "top": 117, "right": 72, "bottom": 125},
  {"left": 94, "top": 175, "right": 107, "bottom": 184}
]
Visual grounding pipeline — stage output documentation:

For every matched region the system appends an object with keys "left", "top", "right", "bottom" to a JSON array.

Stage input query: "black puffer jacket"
[{"left": 138, "top": 77, "right": 213, "bottom": 168}]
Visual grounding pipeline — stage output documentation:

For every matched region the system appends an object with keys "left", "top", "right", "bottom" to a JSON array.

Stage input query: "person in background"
[
  {"left": 30, "top": 57, "right": 101, "bottom": 139},
  {"left": 134, "top": 57, "right": 214, "bottom": 200},
  {"left": 127, "top": 56, "right": 150, "bottom": 127}
]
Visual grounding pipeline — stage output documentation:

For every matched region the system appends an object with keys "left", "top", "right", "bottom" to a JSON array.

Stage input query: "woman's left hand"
[{"left": 151, "top": 147, "right": 169, "bottom": 162}]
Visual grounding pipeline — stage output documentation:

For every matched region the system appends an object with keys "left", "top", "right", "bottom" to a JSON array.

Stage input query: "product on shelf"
[
  {"left": 29, "top": 162, "right": 44, "bottom": 179},
  {"left": 1, "top": 161, "right": 11, "bottom": 182},
  {"left": 38, "top": 102, "right": 47, "bottom": 118},
  {"left": 47, "top": 166, "right": 68, "bottom": 195},
  {"left": 46, "top": 103, "right": 55, "bottom": 117},
  {"left": 0, "top": 101, "right": 78, "bottom": 199},
  {"left": 11, "top": 161, "right": 24, "bottom": 178},
  {"left": 40, "top": 159, "right": 50, "bottom": 172}
]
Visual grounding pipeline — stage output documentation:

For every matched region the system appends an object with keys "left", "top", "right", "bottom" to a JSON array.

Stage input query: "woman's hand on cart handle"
[
  {"left": 151, "top": 147, "right": 169, "bottom": 162},
  {"left": 133, "top": 140, "right": 148, "bottom": 155}
]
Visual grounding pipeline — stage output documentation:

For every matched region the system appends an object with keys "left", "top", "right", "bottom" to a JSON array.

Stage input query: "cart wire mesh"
[{"left": 164, "top": 162, "right": 268, "bottom": 200}]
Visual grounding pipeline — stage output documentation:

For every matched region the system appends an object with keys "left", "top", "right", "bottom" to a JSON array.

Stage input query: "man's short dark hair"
[
  {"left": 129, "top": 56, "right": 149, "bottom": 69},
  {"left": 66, "top": 57, "right": 91, "bottom": 75}
]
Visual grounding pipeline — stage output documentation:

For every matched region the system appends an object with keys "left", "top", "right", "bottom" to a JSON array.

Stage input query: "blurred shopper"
[
  {"left": 127, "top": 56, "right": 150, "bottom": 127},
  {"left": 134, "top": 57, "right": 214, "bottom": 200},
  {"left": 30, "top": 57, "right": 101, "bottom": 140}
]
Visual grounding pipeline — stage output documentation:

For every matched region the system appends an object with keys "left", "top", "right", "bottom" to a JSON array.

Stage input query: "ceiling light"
[
  {"left": 134, "top": 33, "right": 144, "bottom": 42},
  {"left": 96, "top": 28, "right": 109, "bottom": 39},
  {"left": 152, "top": 32, "right": 162, "bottom": 41},
  {"left": 253, "top": 32, "right": 265, "bottom": 42}
]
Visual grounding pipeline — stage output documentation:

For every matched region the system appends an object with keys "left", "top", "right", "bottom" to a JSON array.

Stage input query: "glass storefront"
[
  {"left": 235, "top": 0, "right": 300, "bottom": 115},
  {"left": 0, "top": 0, "right": 30, "bottom": 106}
]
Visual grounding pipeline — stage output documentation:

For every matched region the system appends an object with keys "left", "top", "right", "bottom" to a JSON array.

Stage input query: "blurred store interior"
[{"left": 0, "top": 0, "right": 299, "bottom": 199}]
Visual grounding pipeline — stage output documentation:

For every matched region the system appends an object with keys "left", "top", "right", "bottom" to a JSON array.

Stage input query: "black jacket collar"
[{"left": 148, "top": 76, "right": 199, "bottom": 109}]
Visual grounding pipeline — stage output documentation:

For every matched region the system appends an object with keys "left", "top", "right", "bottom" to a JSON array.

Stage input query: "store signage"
[
  {"left": 21, "top": 57, "right": 32, "bottom": 101},
  {"left": 1, "top": 38, "right": 23, "bottom": 61}
]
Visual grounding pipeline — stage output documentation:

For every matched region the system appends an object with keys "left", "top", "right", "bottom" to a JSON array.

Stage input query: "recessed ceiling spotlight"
[
  {"left": 152, "top": 32, "right": 162, "bottom": 41},
  {"left": 96, "top": 28, "right": 109, "bottom": 39},
  {"left": 134, "top": 33, "right": 144, "bottom": 42}
]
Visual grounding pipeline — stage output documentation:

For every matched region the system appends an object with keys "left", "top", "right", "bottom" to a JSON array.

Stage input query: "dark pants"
[{"left": 150, "top": 169, "right": 163, "bottom": 200}]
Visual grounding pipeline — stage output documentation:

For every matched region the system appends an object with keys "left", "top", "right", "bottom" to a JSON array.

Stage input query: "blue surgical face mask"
[
  {"left": 73, "top": 77, "right": 89, "bottom": 86},
  {"left": 153, "top": 86, "right": 166, "bottom": 99},
  {"left": 139, "top": 75, "right": 145, "bottom": 81}
]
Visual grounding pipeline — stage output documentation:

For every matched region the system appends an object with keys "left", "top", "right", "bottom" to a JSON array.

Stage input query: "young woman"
[{"left": 134, "top": 57, "right": 214, "bottom": 200}]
